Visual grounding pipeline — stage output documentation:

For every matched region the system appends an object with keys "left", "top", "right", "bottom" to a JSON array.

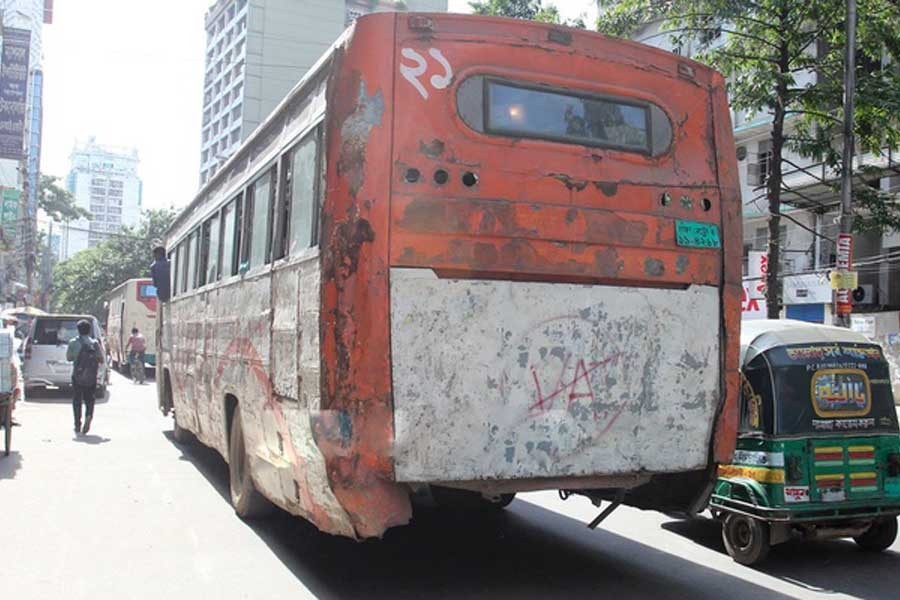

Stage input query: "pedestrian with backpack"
[{"left": 66, "top": 320, "right": 102, "bottom": 435}]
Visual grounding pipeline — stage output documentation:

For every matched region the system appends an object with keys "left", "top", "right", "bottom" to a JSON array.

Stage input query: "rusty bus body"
[{"left": 159, "top": 13, "right": 741, "bottom": 539}]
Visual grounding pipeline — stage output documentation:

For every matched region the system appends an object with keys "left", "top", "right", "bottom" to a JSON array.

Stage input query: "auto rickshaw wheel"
[
  {"left": 854, "top": 517, "right": 898, "bottom": 552},
  {"left": 723, "top": 514, "right": 770, "bottom": 565}
]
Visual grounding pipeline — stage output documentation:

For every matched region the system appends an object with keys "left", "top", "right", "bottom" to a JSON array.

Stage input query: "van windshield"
[{"left": 33, "top": 319, "right": 80, "bottom": 346}]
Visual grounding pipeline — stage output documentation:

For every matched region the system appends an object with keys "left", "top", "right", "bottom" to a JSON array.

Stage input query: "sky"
[{"left": 40, "top": 0, "right": 597, "bottom": 213}]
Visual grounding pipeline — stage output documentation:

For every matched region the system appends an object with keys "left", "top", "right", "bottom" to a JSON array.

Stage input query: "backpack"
[{"left": 74, "top": 339, "right": 99, "bottom": 387}]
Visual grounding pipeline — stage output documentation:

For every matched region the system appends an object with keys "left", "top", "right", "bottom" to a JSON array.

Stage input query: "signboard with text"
[
  {"left": 0, "top": 28, "right": 31, "bottom": 160},
  {"left": 0, "top": 187, "right": 19, "bottom": 238},
  {"left": 835, "top": 233, "right": 854, "bottom": 316},
  {"left": 747, "top": 251, "right": 767, "bottom": 300}
]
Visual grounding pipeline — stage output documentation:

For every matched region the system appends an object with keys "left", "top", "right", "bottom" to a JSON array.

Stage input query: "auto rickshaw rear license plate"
[{"left": 676, "top": 221, "right": 721, "bottom": 248}]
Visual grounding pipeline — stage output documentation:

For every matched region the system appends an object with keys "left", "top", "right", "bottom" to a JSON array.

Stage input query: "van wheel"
[
  {"left": 723, "top": 514, "right": 770, "bottom": 565},
  {"left": 854, "top": 517, "right": 898, "bottom": 552},
  {"left": 228, "top": 405, "right": 272, "bottom": 519}
]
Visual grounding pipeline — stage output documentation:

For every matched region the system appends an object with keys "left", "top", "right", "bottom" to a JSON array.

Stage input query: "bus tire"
[
  {"left": 228, "top": 405, "right": 272, "bottom": 519},
  {"left": 854, "top": 517, "right": 898, "bottom": 552},
  {"left": 723, "top": 514, "right": 770, "bottom": 565}
]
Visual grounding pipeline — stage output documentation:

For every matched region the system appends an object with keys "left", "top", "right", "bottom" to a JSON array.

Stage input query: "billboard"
[{"left": 0, "top": 28, "right": 31, "bottom": 160}]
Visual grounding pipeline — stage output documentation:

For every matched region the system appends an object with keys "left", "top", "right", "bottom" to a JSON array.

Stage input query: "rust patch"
[
  {"left": 419, "top": 138, "right": 445, "bottom": 158},
  {"left": 644, "top": 258, "right": 666, "bottom": 276},
  {"left": 593, "top": 181, "right": 618, "bottom": 197},
  {"left": 676, "top": 255, "right": 689, "bottom": 274},
  {"left": 594, "top": 248, "right": 624, "bottom": 278},
  {"left": 586, "top": 213, "right": 648, "bottom": 246},
  {"left": 549, "top": 173, "right": 588, "bottom": 192},
  {"left": 337, "top": 78, "right": 384, "bottom": 199}
]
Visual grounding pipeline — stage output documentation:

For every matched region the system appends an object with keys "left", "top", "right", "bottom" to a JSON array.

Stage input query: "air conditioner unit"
[{"left": 852, "top": 284, "right": 876, "bottom": 304}]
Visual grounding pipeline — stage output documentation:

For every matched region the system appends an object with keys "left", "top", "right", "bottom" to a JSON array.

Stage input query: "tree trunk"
[{"left": 765, "top": 13, "right": 791, "bottom": 320}]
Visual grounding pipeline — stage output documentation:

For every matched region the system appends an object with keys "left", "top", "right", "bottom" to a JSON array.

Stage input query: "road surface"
[{"left": 4, "top": 372, "right": 900, "bottom": 599}]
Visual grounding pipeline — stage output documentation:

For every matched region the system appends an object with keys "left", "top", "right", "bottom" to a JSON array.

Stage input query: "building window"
[
  {"left": 90, "top": 203, "right": 106, "bottom": 213},
  {"left": 107, "top": 206, "right": 121, "bottom": 215},
  {"left": 107, "top": 188, "right": 123, "bottom": 198},
  {"left": 749, "top": 140, "right": 772, "bottom": 187},
  {"left": 109, "top": 180, "right": 123, "bottom": 189},
  {"left": 91, "top": 178, "right": 106, "bottom": 186}
]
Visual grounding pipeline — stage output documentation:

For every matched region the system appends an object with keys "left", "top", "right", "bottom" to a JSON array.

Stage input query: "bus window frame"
[
  {"left": 170, "top": 247, "right": 179, "bottom": 298},
  {"left": 456, "top": 74, "right": 673, "bottom": 157},
  {"left": 276, "top": 124, "right": 323, "bottom": 261},
  {"left": 242, "top": 164, "right": 277, "bottom": 272},
  {"left": 198, "top": 219, "right": 212, "bottom": 288}
]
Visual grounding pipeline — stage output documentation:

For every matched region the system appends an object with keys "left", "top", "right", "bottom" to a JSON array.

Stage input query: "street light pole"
[{"left": 834, "top": 0, "right": 857, "bottom": 327}]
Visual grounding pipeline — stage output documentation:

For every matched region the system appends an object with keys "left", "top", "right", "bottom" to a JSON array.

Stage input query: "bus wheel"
[
  {"left": 854, "top": 517, "right": 898, "bottom": 552},
  {"left": 723, "top": 514, "right": 770, "bottom": 565},
  {"left": 228, "top": 405, "right": 272, "bottom": 519}
]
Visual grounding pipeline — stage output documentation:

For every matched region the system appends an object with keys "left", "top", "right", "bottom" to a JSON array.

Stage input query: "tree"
[
  {"left": 597, "top": 0, "right": 900, "bottom": 318},
  {"left": 469, "top": 0, "right": 582, "bottom": 26},
  {"left": 51, "top": 208, "right": 176, "bottom": 318},
  {"left": 39, "top": 175, "right": 91, "bottom": 222}
]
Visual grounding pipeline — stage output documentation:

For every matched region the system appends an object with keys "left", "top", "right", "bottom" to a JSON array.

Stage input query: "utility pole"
[{"left": 833, "top": 0, "right": 857, "bottom": 327}]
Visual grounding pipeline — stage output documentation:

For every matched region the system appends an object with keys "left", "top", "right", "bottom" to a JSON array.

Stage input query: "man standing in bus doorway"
[
  {"left": 125, "top": 327, "right": 147, "bottom": 384},
  {"left": 66, "top": 320, "right": 102, "bottom": 435},
  {"left": 150, "top": 245, "right": 170, "bottom": 382},
  {"left": 150, "top": 246, "right": 170, "bottom": 302}
]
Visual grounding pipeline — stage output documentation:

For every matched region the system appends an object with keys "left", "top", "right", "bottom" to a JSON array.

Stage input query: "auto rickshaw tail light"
[
  {"left": 787, "top": 455, "right": 804, "bottom": 483},
  {"left": 887, "top": 453, "right": 900, "bottom": 477}
]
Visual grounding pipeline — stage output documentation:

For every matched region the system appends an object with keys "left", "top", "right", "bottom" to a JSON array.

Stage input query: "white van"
[{"left": 22, "top": 314, "right": 109, "bottom": 394}]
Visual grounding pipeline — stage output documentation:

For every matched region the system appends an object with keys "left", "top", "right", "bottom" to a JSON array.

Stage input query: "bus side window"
[
  {"left": 187, "top": 229, "right": 200, "bottom": 291},
  {"left": 198, "top": 220, "right": 211, "bottom": 287},
  {"left": 221, "top": 198, "right": 238, "bottom": 277},
  {"left": 274, "top": 151, "right": 292, "bottom": 260},
  {"left": 170, "top": 247, "right": 179, "bottom": 298},
  {"left": 233, "top": 192, "right": 244, "bottom": 275},
  {"left": 240, "top": 187, "right": 253, "bottom": 272},
  {"left": 287, "top": 129, "right": 319, "bottom": 254},
  {"left": 248, "top": 167, "right": 274, "bottom": 269},
  {"left": 208, "top": 210, "right": 221, "bottom": 284},
  {"left": 179, "top": 239, "right": 189, "bottom": 294}
]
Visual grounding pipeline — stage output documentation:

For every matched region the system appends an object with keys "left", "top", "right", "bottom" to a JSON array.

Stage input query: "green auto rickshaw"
[{"left": 711, "top": 319, "right": 900, "bottom": 565}]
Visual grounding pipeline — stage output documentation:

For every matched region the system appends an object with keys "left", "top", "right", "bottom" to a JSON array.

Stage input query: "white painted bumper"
[{"left": 390, "top": 268, "right": 721, "bottom": 483}]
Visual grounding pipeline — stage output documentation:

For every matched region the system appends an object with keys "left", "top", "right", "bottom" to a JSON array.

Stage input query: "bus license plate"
[{"left": 676, "top": 220, "right": 721, "bottom": 249}]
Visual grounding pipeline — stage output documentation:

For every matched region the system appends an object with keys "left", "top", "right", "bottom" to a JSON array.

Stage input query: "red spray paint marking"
[{"left": 529, "top": 353, "right": 619, "bottom": 415}]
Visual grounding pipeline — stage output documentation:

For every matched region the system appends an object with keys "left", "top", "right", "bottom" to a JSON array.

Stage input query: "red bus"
[{"left": 159, "top": 13, "right": 741, "bottom": 538}]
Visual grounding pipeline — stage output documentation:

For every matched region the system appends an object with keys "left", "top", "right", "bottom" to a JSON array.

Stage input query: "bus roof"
[
  {"left": 740, "top": 319, "right": 872, "bottom": 365},
  {"left": 107, "top": 278, "right": 152, "bottom": 297},
  {"left": 166, "top": 12, "right": 722, "bottom": 241}
]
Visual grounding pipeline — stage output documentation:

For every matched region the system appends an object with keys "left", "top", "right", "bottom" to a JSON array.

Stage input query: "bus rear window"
[
  {"left": 139, "top": 284, "right": 157, "bottom": 299},
  {"left": 458, "top": 76, "right": 672, "bottom": 156}
]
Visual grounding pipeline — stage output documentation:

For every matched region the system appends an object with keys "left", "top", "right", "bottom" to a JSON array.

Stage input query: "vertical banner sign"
[
  {"left": 0, "top": 28, "right": 31, "bottom": 160},
  {"left": 1, "top": 187, "right": 20, "bottom": 238},
  {"left": 836, "top": 233, "right": 853, "bottom": 316},
  {"left": 747, "top": 251, "right": 768, "bottom": 299}
]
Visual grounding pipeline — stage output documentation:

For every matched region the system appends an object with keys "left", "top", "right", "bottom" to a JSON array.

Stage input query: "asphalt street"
[{"left": 3, "top": 371, "right": 900, "bottom": 600}]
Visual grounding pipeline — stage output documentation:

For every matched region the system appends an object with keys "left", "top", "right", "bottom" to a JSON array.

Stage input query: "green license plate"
[{"left": 676, "top": 220, "right": 721, "bottom": 248}]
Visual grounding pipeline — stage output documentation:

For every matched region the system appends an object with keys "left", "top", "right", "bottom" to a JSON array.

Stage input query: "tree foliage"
[
  {"left": 51, "top": 208, "right": 176, "bottom": 318},
  {"left": 597, "top": 0, "right": 900, "bottom": 318},
  {"left": 39, "top": 175, "right": 91, "bottom": 222},
  {"left": 469, "top": 0, "right": 583, "bottom": 26}
]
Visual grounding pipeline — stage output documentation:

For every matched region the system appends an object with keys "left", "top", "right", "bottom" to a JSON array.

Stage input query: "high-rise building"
[
  {"left": 59, "top": 138, "right": 143, "bottom": 260},
  {"left": 199, "top": 0, "right": 448, "bottom": 184},
  {"left": 0, "top": 0, "right": 51, "bottom": 303}
]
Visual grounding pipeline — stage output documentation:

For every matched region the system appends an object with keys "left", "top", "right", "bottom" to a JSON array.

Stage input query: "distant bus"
[
  {"left": 106, "top": 278, "right": 158, "bottom": 370},
  {"left": 159, "top": 13, "right": 741, "bottom": 539}
]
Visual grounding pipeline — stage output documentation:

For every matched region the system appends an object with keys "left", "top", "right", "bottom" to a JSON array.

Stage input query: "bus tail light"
[{"left": 23, "top": 337, "right": 32, "bottom": 360}]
